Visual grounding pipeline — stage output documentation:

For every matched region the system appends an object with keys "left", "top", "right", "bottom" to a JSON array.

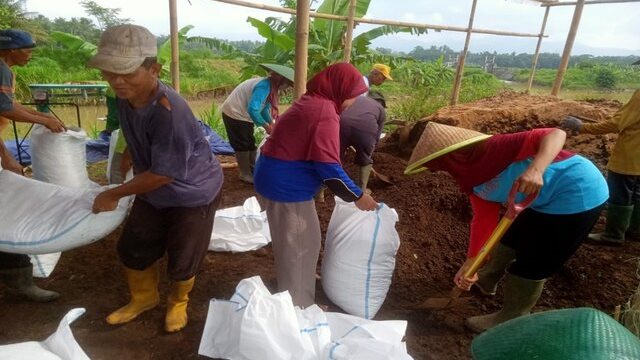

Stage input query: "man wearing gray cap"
[
  {"left": 89, "top": 24, "right": 224, "bottom": 333},
  {"left": 0, "top": 29, "right": 62, "bottom": 303}
]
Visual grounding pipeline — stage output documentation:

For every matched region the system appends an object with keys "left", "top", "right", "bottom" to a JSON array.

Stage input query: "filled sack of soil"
[
  {"left": 472, "top": 307, "right": 640, "bottom": 360},
  {"left": 0, "top": 169, "right": 130, "bottom": 255},
  {"left": 30, "top": 125, "right": 92, "bottom": 188},
  {"left": 321, "top": 198, "right": 400, "bottom": 319},
  {"left": 0, "top": 308, "right": 89, "bottom": 360}
]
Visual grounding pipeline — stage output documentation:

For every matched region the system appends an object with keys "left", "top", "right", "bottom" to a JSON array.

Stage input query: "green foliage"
[
  {"left": 594, "top": 67, "right": 617, "bottom": 89},
  {"left": 393, "top": 57, "right": 453, "bottom": 88},
  {"left": 199, "top": 102, "right": 226, "bottom": 140},
  {"left": 407, "top": 45, "right": 640, "bottom": 70},
  {"left": 205, "top": 0, "right": 427, "bottom": 79},
  {"left": 385, "top": 61, "right": 503, "bottom": 122},
  {"left": 514, "top": 64, "right": 639, "bottom": 90},
  {"left": 80, "top": 0, "right": 129, "bottom": 30}
]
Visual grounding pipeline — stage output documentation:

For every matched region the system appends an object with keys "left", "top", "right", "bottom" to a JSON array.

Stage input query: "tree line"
[{"left": 379, "top": 45, "right": 640, "bottom": 69}]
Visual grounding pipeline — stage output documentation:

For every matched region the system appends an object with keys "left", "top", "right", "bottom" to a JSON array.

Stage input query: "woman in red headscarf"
[{"left": 254, "top": 63, "right": 378, "bottom": 307}]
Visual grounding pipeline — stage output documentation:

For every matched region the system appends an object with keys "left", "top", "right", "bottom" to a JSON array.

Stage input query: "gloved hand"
[{"left": 561, "top": 116, "right": 583, "bottom": 134}]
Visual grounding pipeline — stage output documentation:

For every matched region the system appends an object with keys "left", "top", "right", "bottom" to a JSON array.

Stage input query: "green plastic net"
[{"left": 471, "top": 307, "right": 640, "bottom": 360}]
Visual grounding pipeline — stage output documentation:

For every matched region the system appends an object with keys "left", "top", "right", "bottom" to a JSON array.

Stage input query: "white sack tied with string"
[{"left": 0, "top": 169, "right": 130, "bottom": 255}]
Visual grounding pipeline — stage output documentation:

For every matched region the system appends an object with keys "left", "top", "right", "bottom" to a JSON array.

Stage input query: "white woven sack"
[{"left": 321, "top": 197, "right": 400, "bottom": 319}]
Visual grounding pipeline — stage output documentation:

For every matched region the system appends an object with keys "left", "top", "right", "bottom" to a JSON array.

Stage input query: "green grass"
[{"left": 506, "top": 81, "right": 635, "bottom": 103}]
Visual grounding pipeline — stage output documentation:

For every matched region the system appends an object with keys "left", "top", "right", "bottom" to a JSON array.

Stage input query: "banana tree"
[{"left": 202, "top": 0, "right": 427, "bottom": 79}]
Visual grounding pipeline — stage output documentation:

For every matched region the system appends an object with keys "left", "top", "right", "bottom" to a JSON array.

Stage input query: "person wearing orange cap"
[
  {"left": 362, "top": 63, "right": 392, "bottom": 95},
  {"left": 405, "top": 123, "right": 607, "bottom": 332}
]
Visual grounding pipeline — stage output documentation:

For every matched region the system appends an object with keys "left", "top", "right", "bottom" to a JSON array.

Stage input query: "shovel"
[
  {"left": 346, "top": 146, "right": 394, "bottom": 185},
  {"left": 371, "top": 167, "right": 393, "bottom": 185},
  {"left": 413, "top": 183, "right": 537, "bottom": 310}
]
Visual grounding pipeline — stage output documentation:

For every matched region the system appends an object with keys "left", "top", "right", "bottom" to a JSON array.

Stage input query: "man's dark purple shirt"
[{"left": 118, "top": 81, "right": 223, "bottom": 209}]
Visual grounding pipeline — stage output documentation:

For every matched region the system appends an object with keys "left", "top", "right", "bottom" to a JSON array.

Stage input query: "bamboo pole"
[
  {"left": 169, "top": 0, "right": 180, "bottom": 93},
  {"left": 526, "top": 6, "right": 550, "bottom": 93},
  {"left": 342, "top": 0, "right": 357, "bottom": 62},
  {"left": 293, "top": 0, "right": 310, "bottom": 99},
  {"left": 209, "top": 0, "right": 544, "bottom": 38},
  {"left": 543, "top": 0, "right": 640, "bottom": 6},
  {"left": 551, "top": 0, "right": 585, "bottom": 96},
  {"left": 450, "top": 0, "right": 478, "bottom": 106}
]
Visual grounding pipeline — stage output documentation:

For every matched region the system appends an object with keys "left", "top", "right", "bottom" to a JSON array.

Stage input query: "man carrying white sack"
[
  {"left": 89, "top": 24, "right": 223, "bottom": 333},
  {"left": 0, "top": 29, "right": 63, "bottom": 303}
]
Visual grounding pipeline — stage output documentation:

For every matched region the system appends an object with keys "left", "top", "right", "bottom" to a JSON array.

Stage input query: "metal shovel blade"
[
  {"left": 371, "top": 167, "right": 393, "bottom": 185},
  {"left": 412, "top": 287, "right": 468, "bottom": 310}
]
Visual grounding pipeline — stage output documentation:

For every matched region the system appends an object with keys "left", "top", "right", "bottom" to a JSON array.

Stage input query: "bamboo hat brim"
[
  {"left": 404, "top": 122, "right": 492, "bottom": 175},
  {"left": 260, "top": 63, "right": 295, "bottom": 83}
]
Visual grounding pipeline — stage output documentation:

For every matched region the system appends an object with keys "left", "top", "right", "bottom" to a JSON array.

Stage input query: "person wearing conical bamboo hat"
[
  {"left": 405, "top": 122, "right": 608, "bottom": 332},
  {"left": 221, "top": 63, "right": 294, "bottom": 184}
]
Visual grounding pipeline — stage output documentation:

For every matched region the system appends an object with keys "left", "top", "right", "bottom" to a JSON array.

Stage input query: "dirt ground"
[{"left": 2, "top": 90, "right": 640, "bottom": 360}]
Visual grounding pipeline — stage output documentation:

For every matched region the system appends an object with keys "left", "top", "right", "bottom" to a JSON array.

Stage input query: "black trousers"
[
  {"left": 607, "top": 171, "right": 640, "bottom": 206},
  {"left": 222, "top": 112, "right": 256, "bottom": 152},
  {"left": 0, "top": 252, "right": 31, "bottom": 270},
  {"left": 117, "top": 193, "right": 221, "bottom": 281},
  {"left": 501, "top": 204, "right": 604, "bottom": 280}
]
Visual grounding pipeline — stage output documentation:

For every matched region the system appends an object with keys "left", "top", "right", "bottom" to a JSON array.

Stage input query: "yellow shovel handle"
[{"left": 463, "top": 217, "right": 514, "bottom": 279}]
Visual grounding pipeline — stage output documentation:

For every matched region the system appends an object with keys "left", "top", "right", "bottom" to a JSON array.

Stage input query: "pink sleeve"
[
  {"left": 468, "top": 194, "right": 502, "bottom": 258},
  {"left": 514, "top": 128, "right": 555, "bottom": 161}
]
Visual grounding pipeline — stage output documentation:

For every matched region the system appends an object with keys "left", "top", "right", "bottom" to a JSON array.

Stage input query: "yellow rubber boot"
[
  {"left": 106, "top": 263, "right": 160, "bottom": 325},
  {"left": 165, "top": 276, "right": 195, "bottom": 333}
]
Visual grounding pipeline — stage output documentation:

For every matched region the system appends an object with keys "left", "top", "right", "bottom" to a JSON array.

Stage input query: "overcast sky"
[{"left": 25, "top": 0, "right": 640, "bottom": 56}]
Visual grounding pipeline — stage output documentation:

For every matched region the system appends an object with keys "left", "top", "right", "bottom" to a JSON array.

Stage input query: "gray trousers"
[{"left": 263, "top": 198, "right": 321, "bottom": 308}]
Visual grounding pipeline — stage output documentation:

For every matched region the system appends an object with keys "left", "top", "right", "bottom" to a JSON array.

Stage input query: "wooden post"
[
  {"left": 169, "top": 0, "right": 180, "bottom": 93},
  {"left": 342, "top": 0, "right": 357, "bottom": 63},
  {"left": 551, "top": 0, "right": 585, "bottom": 96},
  {"left": 294, "top": 0, "right": 310, "bottom": 99},
  {"left": 527, "top": 6, "right": 550, "bottom": 93},
  {"left": 450, "top": 0, "right": 478, "bottom": 106}
]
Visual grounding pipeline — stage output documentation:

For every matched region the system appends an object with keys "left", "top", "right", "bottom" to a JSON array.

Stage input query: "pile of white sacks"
[{"left": 199, "top": 276, "right": 412, "bottom": 360}]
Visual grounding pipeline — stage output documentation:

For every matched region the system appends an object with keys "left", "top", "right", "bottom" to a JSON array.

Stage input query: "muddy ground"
[{"left": 1, "top": 91, "right": 640, "bottom": 360}]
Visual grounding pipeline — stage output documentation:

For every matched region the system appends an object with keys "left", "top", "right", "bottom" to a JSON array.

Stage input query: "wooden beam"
[
  {"left": 450, "top": 0, "right": 478, "bottom": 106},
  {"left": 169, "top": 0, "right": 180, "bottom": 93},
  {"left": 342, "top": 0, "right": 357, "bottom": 63},
  {"left": 293, "top": 0, "right": 310, "bottom": 99},
  {"left": 543, "top": 0, "right": 640, "bottom": 6},
  {"left": 551, "top": 0, "right": 585, "bottom": 96},
  {"left": 527, "top": 6, "right": 550, "bottom": 93},
  {"left": 210, "top": 0, "right": 545, "bottom": 38}
]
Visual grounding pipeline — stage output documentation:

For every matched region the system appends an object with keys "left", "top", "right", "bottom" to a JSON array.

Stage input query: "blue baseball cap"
[{"left": 0, "top": 29, "right": 36, "bottom": 50}]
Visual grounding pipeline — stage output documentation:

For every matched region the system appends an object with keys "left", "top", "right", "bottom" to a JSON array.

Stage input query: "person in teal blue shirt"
[{"left": 220, "top": 64, "right": 294, "bottom": 183}]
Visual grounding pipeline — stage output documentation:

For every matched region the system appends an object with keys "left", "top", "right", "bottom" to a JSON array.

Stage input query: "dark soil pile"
[{"left": 1, "top": 91, "right": 639, "bottom": 360}]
